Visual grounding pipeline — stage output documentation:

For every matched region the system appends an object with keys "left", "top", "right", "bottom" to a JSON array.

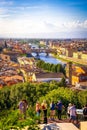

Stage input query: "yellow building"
[
  {"left": 73, "top": 51, "right": 87, "bottom": 60},
  {"left": 66, "top": 64, "right": 87, "bottom": 85},
  {"left": 57, "top": 47, "right": 75, "bottom": 57},
  {"left": 18, "top": 57, "right": 35, "bottom": 66},
  {"left": 56, "top": 47, "right": 66, "bottom": 55},
  {"left": 20, "top": 68, "right": 36, "bottom": 82},
  {"left": 73, "top": 52, "right": 79, "bottom": 59},
  {"left": 72, "top": 66, "right": 87, "bottom": 85},
  {"left": 40, "top": 41, "right": 46, "bottom": 46},
  {"left": 81, "top": 52, "right": 87, "bottom": 60},
  {"left": 73, "top": 52, "right": 82, "bottom": 59}
]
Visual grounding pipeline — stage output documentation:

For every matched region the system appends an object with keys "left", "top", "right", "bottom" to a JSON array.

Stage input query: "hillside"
[{"left": 0, "top": 81, "right": 87, "bottom": 129}]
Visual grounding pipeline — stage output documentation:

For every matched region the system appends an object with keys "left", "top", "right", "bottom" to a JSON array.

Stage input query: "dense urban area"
[
  {"left": 0, "top": 38, "right": 87, "bottom": 130},
  {"left": 0, "top": 38, "right": 87, "bottom": 88}
]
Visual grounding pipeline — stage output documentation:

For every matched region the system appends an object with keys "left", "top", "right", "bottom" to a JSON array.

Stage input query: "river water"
[
  {"left": 32, "top": 53, "right": 64, "bottom": 65},
  {"left": 31, "top": 44, "right": 65, "bottom": 65}
]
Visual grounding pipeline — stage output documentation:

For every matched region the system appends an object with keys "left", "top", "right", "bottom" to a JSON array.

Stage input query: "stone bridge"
[{"left": 30, "top": 48, "right": 57, "bottom": 56}]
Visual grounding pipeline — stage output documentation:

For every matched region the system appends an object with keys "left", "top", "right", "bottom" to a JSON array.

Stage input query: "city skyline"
[{"left": 0, "top": 0, "right": 87, "bottom": 38}]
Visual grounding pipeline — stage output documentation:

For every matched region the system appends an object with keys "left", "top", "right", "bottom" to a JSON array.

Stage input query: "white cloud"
[
  {"left": 81, "top": 20, "right": 87, "bottom": 28},
  {"left": 0, "top": 0, "right": 14, "bottom": 18},
  {"left": 0, "top": 1, "right": 86, "bottom": 38},
  {"left": 0, "top": 7, "right": 10, "bottom": 19},
  {"left": 43, "top": 20, "right": 87, "bottom": 33},
  {"left": 63, "top": 20, "right": 87, "bottom": 30},
  {"left": 0, "top": 14, "right": 87, "bottom": 38},
  {"left": 0, "top": 0, "right": 13, "bottom": 6}
]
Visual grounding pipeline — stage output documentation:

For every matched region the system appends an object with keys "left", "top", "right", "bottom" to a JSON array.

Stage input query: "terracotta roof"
[
  {"left": 4, "top": 75, "right": 23, "bottom": 82},
  {"left": 0, "top": 79, "right": 5, "bottom": 85}
]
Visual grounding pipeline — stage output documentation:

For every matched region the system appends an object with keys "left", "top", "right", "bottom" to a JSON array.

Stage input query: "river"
[
  {"left": 31, "top": 44, "right": 65, "bottom": 65},
  {"left": 32, "top": 53, "right": 65, "bottom": 65}
]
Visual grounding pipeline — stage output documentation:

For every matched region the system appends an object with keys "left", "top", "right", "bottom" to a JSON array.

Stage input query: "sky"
[{"left": 0, "top": 0, "right": 87, "bottom": 38}]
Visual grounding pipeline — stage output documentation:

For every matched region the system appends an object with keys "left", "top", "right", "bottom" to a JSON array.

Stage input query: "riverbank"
[
  {"left": 52, "top": 54, "right": 86, "bottom": 66},
  {"left": 51, "top": 54, "right": 68, "bottom": 63}
]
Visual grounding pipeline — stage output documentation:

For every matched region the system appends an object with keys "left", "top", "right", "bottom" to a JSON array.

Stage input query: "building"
[
  {"left": 81, "top": 51, "right": 87, "bottom": 60},
  {"left": 40, "top": 40, "right": 46, "bottom": 46},
  {"left": 20, "top": 68, "right": 36, "bottom": 82},
  {"left": 0, "top": 54, "right": 11, "bottom": 61},
  {"left": 35, "top": 72, "right": 65, "bottom": 82},
  {"left": 18, "top": 57, "right": 35, "bottom": 66},
  {"left": 66, "top": 64, "right": 87, "bottom": 86},
  {"left": 65, "top": 48, "right": 74, "bottom": 57}
]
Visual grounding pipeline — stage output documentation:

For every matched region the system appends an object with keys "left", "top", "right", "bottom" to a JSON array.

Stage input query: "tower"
[
  {"left": 68, "top": 62, "right": 72, "bottom": 85},
  {"left": 66, "top": 62, "right": 72, "bottom": 85},
  {"left": 4, "top": 41, "right": 7, "bottom": 48}
]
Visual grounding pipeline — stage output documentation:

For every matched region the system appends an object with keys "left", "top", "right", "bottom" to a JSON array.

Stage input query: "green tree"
[{"left": 60, "top": 77, "right": 66, "bottom": 87}]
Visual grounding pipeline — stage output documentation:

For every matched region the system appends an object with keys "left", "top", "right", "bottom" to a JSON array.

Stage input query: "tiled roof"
[{"left": 4, "top": 75, "right": 23, "bottom": 82}]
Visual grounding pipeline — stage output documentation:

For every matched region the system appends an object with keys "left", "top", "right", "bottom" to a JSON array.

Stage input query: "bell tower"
[
  {"left": 66, "top": 62, "right": 72, "bottom": 85},
  {"left": 68, "top": 62, "right": 72, "bottom": 85}
]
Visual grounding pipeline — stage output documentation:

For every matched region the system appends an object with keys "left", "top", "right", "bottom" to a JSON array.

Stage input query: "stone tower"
[
  {"left": 68, "top": 62, "right": 72, "bottom": 85},
  {"left": 66, "top": 62, "right": 72, "bottom": 85},
  {"left": 4, "top": 41, "right": 7, "bottom": 48}
]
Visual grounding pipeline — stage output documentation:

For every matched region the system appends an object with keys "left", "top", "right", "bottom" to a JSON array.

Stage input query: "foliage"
[
  {"left": 60, "top": 77, "right": 67, "bottom": 87},
  {"left": 0, "top": 109, "right": 40, "bottom": 130},
  {"left": 0, "top": 81, "right": 87, "bottom": 129},
  {"left": 0, "top": 82, "right": 87, "bottom": 110},
  {"left": 78, "top": 90, "right": 87, "bottom": 107},
  {"left": 36, "top": 60, "right": 65, "bottom": 74},
  {"left": 39, "top": 87, "right": 79, "bottom": 108}
]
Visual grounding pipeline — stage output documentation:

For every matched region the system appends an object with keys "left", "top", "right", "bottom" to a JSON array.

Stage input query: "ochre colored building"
[{"left": 66, "top": 65, "right": 87, "bottom": 85}]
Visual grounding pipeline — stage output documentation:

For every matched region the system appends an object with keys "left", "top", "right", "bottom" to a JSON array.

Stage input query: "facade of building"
[
  {"left": 66, "top": 64, "right": 87, "bottom": 85},
  {"left": 65, "top": 48, "right": 74, "bottom": 57},
  {"left": 81, "top": 52, "right": 87, "bottom": 60},
  {"left": 73, "top": 51, "right": 87, "bottom": 60}
]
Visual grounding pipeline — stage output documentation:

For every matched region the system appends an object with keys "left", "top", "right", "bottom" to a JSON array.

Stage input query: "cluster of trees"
[
  {"left": 0, "top": 81, "right": 87, "bottom": 110},
  {"left": 0, "top": 81, "right": 87, "bottom": 129},
  {"left": 0, "top": 80, "right": 65, "bottom": 110},
  {"left": 36, "top": 60, "right": 65, "bottom": 75}
]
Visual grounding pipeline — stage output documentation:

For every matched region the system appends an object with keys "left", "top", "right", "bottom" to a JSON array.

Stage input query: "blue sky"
[{"left": 0, "top": 0, "right": 87, "bottom": 38}]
